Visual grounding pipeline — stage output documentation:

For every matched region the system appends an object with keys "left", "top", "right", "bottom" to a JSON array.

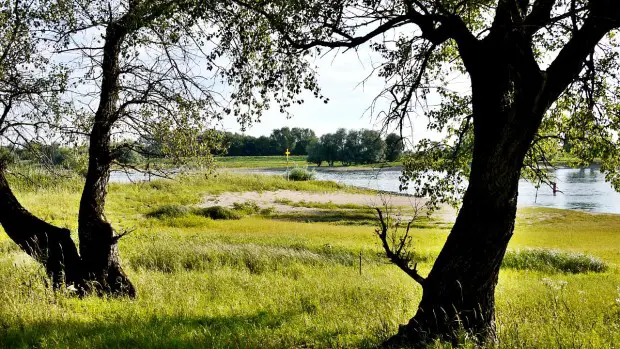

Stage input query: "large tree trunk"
[
  {"left": 77, "top": 23, "right": 135, "bottom": 297},
  {"left": 385, "top": 41, "right": 547, "bottom": 346},
  {"left": 0, "top": 170, "right": 81, "bottom": 288},
  {"left": 385, "top": 145, "right": 524, "bottom": 346}
]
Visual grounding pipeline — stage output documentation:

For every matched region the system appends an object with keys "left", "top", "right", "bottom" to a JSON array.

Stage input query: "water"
[
  {"left": 109, "top": 171, "right": 153, "bottom": 183},
  {"left": 246, "top": 167, "right": 620, "bottom": 214}
]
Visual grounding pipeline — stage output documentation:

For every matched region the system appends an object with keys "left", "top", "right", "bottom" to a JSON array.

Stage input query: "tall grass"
[
  {"left": 0, "top": 173, "right": 619, "bottom": 348},
  {"left": 503, "top": 249, "right": 608, "bottom": 274}
]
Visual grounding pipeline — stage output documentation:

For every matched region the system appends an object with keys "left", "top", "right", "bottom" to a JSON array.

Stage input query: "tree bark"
[
  {"left": 77, "top": 23, "right": 135, "bottom": 297},
  {"left": 0, "top": 170, "right": 82, "bottom": 288}
]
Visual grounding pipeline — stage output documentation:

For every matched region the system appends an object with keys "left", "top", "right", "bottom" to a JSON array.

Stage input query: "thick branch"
[
  {"left": 543, "top": 3, "right": 620, "bottom": 110},
  {"left": 523, "top": 0, "right": 558, "bottom": 36}
]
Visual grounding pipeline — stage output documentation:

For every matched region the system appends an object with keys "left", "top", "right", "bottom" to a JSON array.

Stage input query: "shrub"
[
  {"left": 146, "top": 204, "right": 189, "bottom": 219},
  {"left": 502, "top": 249, "right": 608, "bottom": 274},
  {"left": 232, "top": 201, "right": 261, "bottom": 215},
  {"left": 231, "top": 201, "right": 275, "bottom": 216},
  {"left": 194, "top": 206, "right": 241, "bottom": 220},
  {"left": 286, "top": 167, "right": 315, "bottom": 181}
]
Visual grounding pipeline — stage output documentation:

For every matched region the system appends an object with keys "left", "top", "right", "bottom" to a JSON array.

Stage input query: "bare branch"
[{"left": 375, "top": 207, "right": 426, "bottom": 287}]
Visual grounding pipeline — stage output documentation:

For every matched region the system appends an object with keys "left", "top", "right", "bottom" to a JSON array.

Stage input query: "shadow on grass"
[
  {"left": 270, "top": 209, "right": 444, "bottom": 229},
  {"left": 271, "top": 210, "right": 379, "bottom": 225},
  {"left": 0, "top": 309, "right": 358, "bottom": 349}
]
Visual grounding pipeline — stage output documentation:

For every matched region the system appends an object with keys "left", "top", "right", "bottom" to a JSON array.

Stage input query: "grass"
[
  {"left": 214, "top": 155, "right": 402, "bottom": 169},
  {"left": 194, "top": 206, "right": 241, "bottom": 220},
  {"left": 503, "top": 248, "right": 608, "bottom": 274},
  {"left": 146, "top": 204, "right": 190, "bottom": 219},
  {"left": 0, "top": 172, "right": 620, "bottom": 347},
  {"left": 215, "top": 155, "right": 308, "bottom": 169}
]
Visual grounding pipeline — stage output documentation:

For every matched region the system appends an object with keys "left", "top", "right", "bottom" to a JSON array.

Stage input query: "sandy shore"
[{"left": 203, "top": 190, "right": 457, "bottom": 222}]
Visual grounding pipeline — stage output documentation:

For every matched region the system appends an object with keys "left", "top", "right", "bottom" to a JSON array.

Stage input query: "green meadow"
[{"left": 0, "top": 171, "right": 619, "bottom": 348}]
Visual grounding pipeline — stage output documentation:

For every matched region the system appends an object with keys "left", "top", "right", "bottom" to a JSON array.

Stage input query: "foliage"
[
  {"left": 384, "top": 133, "right": 405, "bottom": 162},
  {"left": 308, "top": 129, "right": 388, "bottom": 166},
  {"left": 114, "top": 145, "right": 143, "bottom": 166},
  {"left": 0, "top": 0, "right": 69, "bottom": 161},
  {"left": 231, "top": 201, "right": 274, "bottom": 216},
  {"left": 287, "top": 167, "right": 316, "bottom": 181},
  {"left": 221, "top": 128, "right": 317, "bottom": 157}
]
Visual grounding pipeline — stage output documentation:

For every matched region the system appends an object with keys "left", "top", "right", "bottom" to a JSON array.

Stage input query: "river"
[{"left": 244, "top": 167, "right": 620, "bottom": 214}]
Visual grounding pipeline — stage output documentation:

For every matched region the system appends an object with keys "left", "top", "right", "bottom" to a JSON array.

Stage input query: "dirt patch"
[{"left": 202, "top": 190, "right": 457, "bottom": 223}]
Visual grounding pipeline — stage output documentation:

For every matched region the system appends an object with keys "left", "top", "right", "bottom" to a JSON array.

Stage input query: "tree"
[
  {"left": 333, "top": 128, "right": 347, "bottom": 164},
  {"left": 319, "top": 133, "right": 340, "bottom": 166},
  {"left": 0, "top": 0, "right": 323, "bottom": 297},
  {"left": 269, "top": 127, "right": 297, "bottom": 152},
  {"left": 384, "top": 133, "right": 405, "bottom": 162},
  {"left": 306, "top": 139, "right": 322, "bottom": 166},
  {"left": 359, "top": 129, "right": 386, "bottom": 164},
  {"left": 343, "top": 130, "right": 362, "bottom": 165},
  {"left": 291, "top": 127, "right": 317, "bottom": 155},
  {"left": 256, "top": 136, "right": 275, "bottom": 155},
  {"left": 234, "top": 0, "right": 620, "bottom": 345}
]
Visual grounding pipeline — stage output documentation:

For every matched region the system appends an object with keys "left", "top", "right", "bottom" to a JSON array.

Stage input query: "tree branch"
[
  {"left": 543, "top": 2, "right": 620, "bottom": 111},
  {"left": 523, "top": 0, "right": 558, "bottom": 36},
  {"left": 375, "top": 207, "right": 426, "bottom": 287}
]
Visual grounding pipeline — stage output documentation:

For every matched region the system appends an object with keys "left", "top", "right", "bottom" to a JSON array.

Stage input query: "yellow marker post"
[{"left": 285, "top": 148, "right": 290, "bottom": 180}]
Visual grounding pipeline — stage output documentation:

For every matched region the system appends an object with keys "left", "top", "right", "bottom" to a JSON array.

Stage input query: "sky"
[{"left": 219, "top": 46, "right": 437, "bottom": 141}]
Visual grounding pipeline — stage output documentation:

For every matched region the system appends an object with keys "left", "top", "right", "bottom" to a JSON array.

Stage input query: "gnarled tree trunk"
[
  {"left": 386, "top": 37, "right": 548, "bottom": 346},
  {"left": 77, "top": 22, "right": 135, "bottom": 297},
  {"left": 385, "top": 142, "right": 528, "bottom": 346},
  {"left": 0, "top": 170, "right": 81, "bottom": 288}
]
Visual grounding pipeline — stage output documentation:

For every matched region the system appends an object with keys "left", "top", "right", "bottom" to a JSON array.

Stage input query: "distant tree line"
[
  {"left": 0, "top": 142, "right": 148, "bottom": 174},
  {"left": 1, "top": 128, "right": 404, "bottom": 170},
  {"left": 307, "top": 129, "right": 404, "bottom": 166},
  {"left": 220, "top": 127, "right": 405, "bottom": 165},
  {"left": 222, "top": 127, "right": 317, "bottom": 156}
]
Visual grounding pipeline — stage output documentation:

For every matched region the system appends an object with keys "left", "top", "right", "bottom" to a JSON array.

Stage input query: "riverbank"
[{"left": 1, "top": 172, "right": 619, "bottom": 348}]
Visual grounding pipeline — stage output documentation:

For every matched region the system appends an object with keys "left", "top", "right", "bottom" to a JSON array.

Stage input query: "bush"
[
  {"left": 194, "top": 206, "right": 241, "bottom": 220},
  {"left": 503, "top": 249, "right": 608, "bottom": 274},
  {"left": 232, "top": 201, "right": 261, "bottom": 215},
  {"left": 146, "top": 204, "right": 189, "bottom": 219},
  {"left": 286, "top": 167, "right": 315, "bottom": 181}
]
